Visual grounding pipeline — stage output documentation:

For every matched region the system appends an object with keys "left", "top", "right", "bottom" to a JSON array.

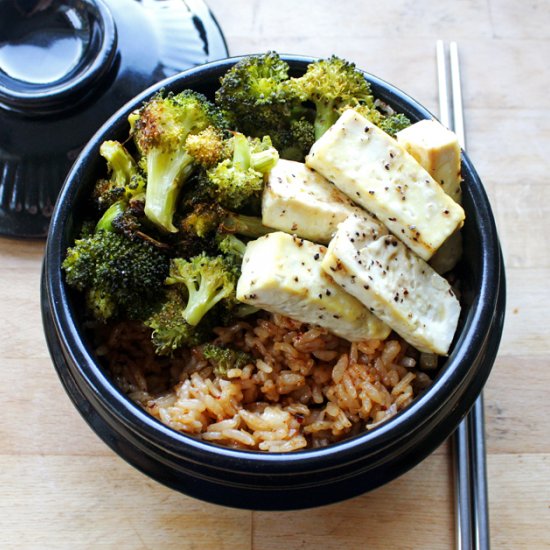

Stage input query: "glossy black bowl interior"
[{"left": 42, "top": 55, "right": 506, "bottom": 510}]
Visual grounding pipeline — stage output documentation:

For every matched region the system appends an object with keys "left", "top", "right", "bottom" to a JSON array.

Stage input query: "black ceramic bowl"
[{"left": 42, "top": 55, "right": 506, "bottom": 510}]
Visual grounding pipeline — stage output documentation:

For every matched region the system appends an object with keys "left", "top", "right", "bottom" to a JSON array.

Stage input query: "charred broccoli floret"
[
  {"left": 93, "top": 140, "right": 146, "bottom": 210},
  {"left": 166, "top": 253, "right": 238, "bottom": 327},
  {"left": 110, "top": 206, "right": 142, "bottom": 239},
  {"left": 144, "top": 288, "right": 210, "bottom": 355},
  {"left": 180, "top": 202, "right": 224, "bottom": 239},
  {"left": 206, "top": 133, "right": 278, "bottom": 211},
  {"left": 90, "top": 140, "right": 166, "bottom": 246},
  {"left": 184, "top": 126, "right": 231, "bottom": 168},
  {"left": 180, "top": 202, "right": 272, "bottom": 240},
  {"left": 287, "top": 56, "right": 376, "bottom": 139},
  {"left": 95, "top": 201, "right": 126, "bottom": 233},
  {"left": 173, "top": 202, "right": 270, "bottom": 261},
  {"left": 93, "top": 195, "right": 167, "bottom": 251},
  {"left": 129, "top": 90, "right": 226, "bottom": 232},
  {"left": 63, "top": 228, "right": 169, "bottom": 322},
  {"left": 202, "top": 343, "right": 253, "bottom": 377}
]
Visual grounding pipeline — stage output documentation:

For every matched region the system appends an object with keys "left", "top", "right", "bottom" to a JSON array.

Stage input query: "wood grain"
[
  {"left": 252, "top": 453, "right": 454, "bottom": 550},
  {"left": 1, "top": 0, "right": 549, "bottom": 547},
  {"left": 0, "top": 455, "right": 251, "bottom": 549}
]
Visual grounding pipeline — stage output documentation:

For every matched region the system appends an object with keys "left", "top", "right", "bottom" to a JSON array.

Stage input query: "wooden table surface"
[{"left": 1, "top": 1, "right": 549, "bottom": 548}]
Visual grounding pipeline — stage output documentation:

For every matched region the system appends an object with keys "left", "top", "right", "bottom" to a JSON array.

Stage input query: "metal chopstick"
[
  {"left": 437, "top": 39, "right": 474, "bottom": 549},
  {"left": 449, "top": 42, "right": 490, "bottom": 550},
  {"left": 436, "top": 40, "right": 451, "bottom": 129},
  {"left": 449, "top": 42, "right": 466, "bottom": 149},
  {"left": 470, "top": 396, "right": 490, "bottom": 549},
  {"left": 436, "top": 40, "right": 490, "bottom": 550},
  {"left": 449, "top": 41, "right": 491, "bottom": 550}
]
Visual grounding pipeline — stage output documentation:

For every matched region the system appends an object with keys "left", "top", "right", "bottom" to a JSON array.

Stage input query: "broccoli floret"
[
  {"left": 202, "top": 343, "right": 253, "bottom": 377},
  {"left": 169, "top": 230, "right": 216, "bottom": 262},
  {"left": 215, "top": 52, "right": 314, "bottom": 155},
  {"left": 93, "top": 141, "right": 146, "bottom": 210},
  {"left": 144, "top": 289, "right": 210, "bottom": 355},
  {"left": 173, "top": 201, "right": 269, "bottom": 260},
  {"left": 214, "top": 233, "right": 260, "bottom": 319},
  {"left": 178, "top": 170, "right": 214, "bottom": 213},
  {"left": 279, "top": 118, "right": 316, "bottom": 161},
  {"left": 378, "top": 113, "right": 412, "bottom": 137},
  {"left": 215, "top": 52, "right": 321, "bottom": 160},
  {"left": 91, "top": 141, "right": 164, "bottom": 244},
  {"left": 166, "top": 253, "right": 238, "bottom": 327},
  {"left": 214, "top": 235, "right": 263, "bottom": 321},
  {"left": 179, "top": 202, "right": 272, "bottom": 241},
  {"left": 184, "top": 126, "right": 231, "bottom": 168},
  {"left": 129, "top": 90, "right": 226, "bottom": 232},
  {"left": 217, "top": 233, "right": 247, "bottom": 263},
  {"left": 338, "top": 103, "right": 383, "bottom": 126},
  {"left": 174, "top": 202, "right": 270, "bottom": 260},
  {"left": 63, "top": 229, "right": 169, "bottom": 322},
  {"left": 215, "top": 52, "right": 293, "bottom": 136},
  {"left": 345, "top": 102, "right": 411, "bottom": 135},
  {"left": 206, "top": 133, "right": 278, "bottom": 211},
  {"left": 110, "top": 206, "right": 142, "bottom": 239},
  {"left": 94, "top": 193, "right": 168, "bottom": 251},
  {"left": 207, "top": 158, "right": 263, "bottom": 212},
  {"left": 180, "top": 202, "right": 224, "bottom": 239},
  {"left": 85, "top": 287, "right": 117, "bottom": 321},
  {"left": 287, "top": 56, "right": 375, "bottom": 140}
]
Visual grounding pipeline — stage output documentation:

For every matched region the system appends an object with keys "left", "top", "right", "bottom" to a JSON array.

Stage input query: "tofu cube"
[
  {"left": 396, "top": 119, "right": 463, "bottom": 273},
  {"left": 236, "top": 231, "right": 390, "bottom": 342},
  {"left": 306, "top": 109, "right": 465, "bottom": 261},
  {"left": 322, "top": 216, "right": 461, "bottom": 355},
  {"left": 262, "top": 159, "right": 375, "bottom": 244},
  {"left": 396, "top": 119, "right": 462, "bottom": 203}
]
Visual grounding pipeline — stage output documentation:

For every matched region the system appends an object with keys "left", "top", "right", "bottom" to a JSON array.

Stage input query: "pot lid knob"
[{"left": 0, "top": 0, "right": 117, "bottom": 115}]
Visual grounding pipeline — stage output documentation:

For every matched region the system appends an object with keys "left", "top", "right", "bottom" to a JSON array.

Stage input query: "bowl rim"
[{"left": 44, "top": 54, "right": 503, "bottom": 472}]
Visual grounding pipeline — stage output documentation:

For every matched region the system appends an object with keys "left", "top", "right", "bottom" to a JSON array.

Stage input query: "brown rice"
[{"left": 97, "top": 313, "right": 432, "bottom": 452}]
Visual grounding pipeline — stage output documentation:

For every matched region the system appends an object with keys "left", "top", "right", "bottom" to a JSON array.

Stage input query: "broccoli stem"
[
  {"left": 225, "top": 234, "right": 247, "bottom": 258},
  {"left": 144, "top": 150, "right": 195, "bottom": 233},
  {"left": 100, "top": 141, "right": 139, "bottom": 188},
  {"left": 313, "top": 101, "right": 337, "bottom": 140},
  {"left": 222, "top": 211, "right": 272, "bottom": 238},
  {"left": 250, "top": 148, "right": 279, "bottom": 173},
  {"left": 96, "top": 201, "right": 124, "bottom": 232},
  {"left": 232, "top": 133, "right": 252, "bottom": 170}
]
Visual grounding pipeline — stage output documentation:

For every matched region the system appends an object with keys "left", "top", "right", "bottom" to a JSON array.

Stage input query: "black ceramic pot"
[{"left": 41, "top": 56, "right": 506, "bottom": 510}]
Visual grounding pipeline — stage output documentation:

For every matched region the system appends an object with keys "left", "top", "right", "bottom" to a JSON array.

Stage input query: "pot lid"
[{"left": 0, "top": 0, "right": 228, "bottom": 238}]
